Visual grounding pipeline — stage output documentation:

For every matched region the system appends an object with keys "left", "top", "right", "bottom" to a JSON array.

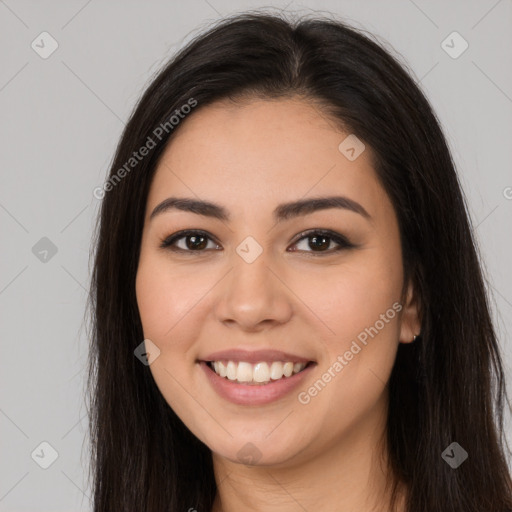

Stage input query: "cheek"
[
  {"left": 136, "top": 254, "right": 184, "bottom": 335},
  {"left": 307, "top": 247, "right": 402, "bottom": 402},
  {"left": 310, "top": 251, "right": 402, "bottom": 344},
  {"left": 135, "top": 254, "right": 214, "bottom": 354},
  {"left": 135, "top": 260, "right": 173, "bottom": 340},
  {"left": 135, "top": 256, "right": 207, "bottom": 422}
]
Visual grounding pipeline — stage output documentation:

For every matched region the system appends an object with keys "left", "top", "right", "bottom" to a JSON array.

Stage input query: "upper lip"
[{"left": 200, "top": 349, "right": 314, "bottom": 364}]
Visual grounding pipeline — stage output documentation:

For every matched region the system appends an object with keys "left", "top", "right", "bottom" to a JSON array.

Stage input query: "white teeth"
[
  {"left": 253, "top": 362, "right": 270, "bottom": 383},
  {"left": 270, "top": 361, "right": 284, "bottom": 380},
  {"left": 236, "top": 362, "right": 253, "bottom": 382},
  {"left": 226, "top": 361, "right": 237, "bottom": 380},
  {"left": 218, "top": 361, "right": 227, "bottom": 377},
  {"left": 283, "top": 362, "right": 294, "bottom": 377},
  {"left": 209, "top": 360, "right": 308, "bottom": 384}
]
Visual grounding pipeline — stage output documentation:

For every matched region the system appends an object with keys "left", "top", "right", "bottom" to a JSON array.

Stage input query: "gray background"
[{"left": 1, "top": 0, "right": 511, "bottom": 510}]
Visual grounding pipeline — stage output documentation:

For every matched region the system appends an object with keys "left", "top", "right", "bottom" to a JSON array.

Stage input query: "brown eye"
[
  {"left": 160, "top": 228, "right": 354, "bottom": 256},
  {"left": 183, "top": 234, "right": 208, "bottom": 250},
  {"left": 288, "top": 229, "right": 354, "bottom": 255},
  {"left": 305, "top": 234, "right": 331, "bottom": 251},
  {"left": 160, "top": 230, "right": 220, "bottom": 252}
]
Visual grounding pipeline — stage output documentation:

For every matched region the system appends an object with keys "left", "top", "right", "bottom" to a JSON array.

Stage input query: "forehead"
[{"left": 146, "top": 97, "right": 390, "bottom": 222}]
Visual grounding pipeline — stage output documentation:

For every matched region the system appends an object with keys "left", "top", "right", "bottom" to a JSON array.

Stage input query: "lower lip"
[{"left": 199, "top": 361, "right": 316, "bottom": 406}]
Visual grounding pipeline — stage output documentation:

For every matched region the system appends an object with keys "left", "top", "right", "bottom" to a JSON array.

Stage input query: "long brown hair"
[{"left": 86, "top": 11, "right": 512, "bottom": 511}]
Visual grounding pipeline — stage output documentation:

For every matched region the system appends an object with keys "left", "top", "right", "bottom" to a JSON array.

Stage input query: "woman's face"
[{"left": 136, "top": 97, "right": 420, "bottom": 466}]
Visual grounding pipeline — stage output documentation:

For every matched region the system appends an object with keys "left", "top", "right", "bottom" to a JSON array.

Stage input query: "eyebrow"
[{"left": 149, "top": 195, "right": 371, "bottom": 223}]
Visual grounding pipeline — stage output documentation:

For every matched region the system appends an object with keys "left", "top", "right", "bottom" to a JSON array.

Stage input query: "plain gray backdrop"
[{"left": 1, "top": 1, "right": 511, "bottom": 510}]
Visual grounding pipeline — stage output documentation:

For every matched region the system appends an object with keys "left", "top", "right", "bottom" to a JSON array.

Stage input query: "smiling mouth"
[{"left": 205, "top": 360, "right": 315, "bottom": 386}]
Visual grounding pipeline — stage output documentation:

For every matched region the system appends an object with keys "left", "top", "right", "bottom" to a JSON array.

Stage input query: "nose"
[{"left": 214, "top": 250, "right": 293, "bottom": 332}]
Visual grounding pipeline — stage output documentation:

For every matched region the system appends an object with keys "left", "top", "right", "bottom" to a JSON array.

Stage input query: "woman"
[{"left": 87, "top": 11, "right": 512, "bottom": 512}]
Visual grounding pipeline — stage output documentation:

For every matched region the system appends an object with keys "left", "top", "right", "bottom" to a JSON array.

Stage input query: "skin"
[{"left": 135, "top": 96, "right": 421, "bottom": 512}]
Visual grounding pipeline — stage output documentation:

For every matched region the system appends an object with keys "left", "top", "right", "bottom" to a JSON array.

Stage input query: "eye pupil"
[
  {"left": 187, "top": 235, "right": 207, "bottom": 250},
  {"left": 310, "top": 235, "right": 330, "bottom": 251}
]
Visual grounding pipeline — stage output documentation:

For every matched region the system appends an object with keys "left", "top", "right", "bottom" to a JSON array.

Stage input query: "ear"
[{"left": 399, "top": 279, "right": 422, "bottom": 344}]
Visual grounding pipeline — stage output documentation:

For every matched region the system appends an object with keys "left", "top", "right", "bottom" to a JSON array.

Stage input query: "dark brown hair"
[{"left": 86, "top": 11, "right": 512, "bottom": 511}]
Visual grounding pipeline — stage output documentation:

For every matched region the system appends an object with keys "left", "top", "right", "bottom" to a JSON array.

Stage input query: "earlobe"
[{"left": 399, "top": 279, "right": 422, "bottom": 344}]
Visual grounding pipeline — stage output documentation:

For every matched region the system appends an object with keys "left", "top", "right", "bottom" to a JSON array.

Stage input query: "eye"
[
  {"left": 160, "top": 230, "right": 221, "bottom": 253},
  {"left": 288, "top": 229, "right": 354, "bottom": 255},
  {"left": 159, "top": 228, "right": 354, "bottom": 255}
]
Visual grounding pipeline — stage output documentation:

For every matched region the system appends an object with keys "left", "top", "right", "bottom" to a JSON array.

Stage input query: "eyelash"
[{"left": 159, "top": 229, "right": 355, "bottom": 256}]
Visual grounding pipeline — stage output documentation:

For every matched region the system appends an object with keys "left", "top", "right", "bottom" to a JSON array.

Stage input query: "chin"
[{"left": 207, "top": 431, "right": 306, "bottom": 467}]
